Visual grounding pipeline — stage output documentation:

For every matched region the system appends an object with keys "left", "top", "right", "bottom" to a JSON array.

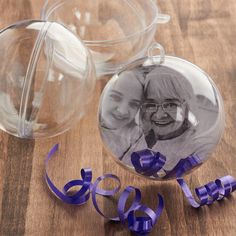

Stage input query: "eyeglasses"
[{"left": 141, "top": 101, "right": 185, "bottom": 115}]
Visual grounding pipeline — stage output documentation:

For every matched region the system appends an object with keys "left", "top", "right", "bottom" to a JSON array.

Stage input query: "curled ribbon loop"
[
  {"left": 91, "top": 174, "right": 122, "bottom": 221},
  {"left": 127, "top": 194, "right": 164, "bottom": 236},
  {"left": 45, "top": 145, "right": 235, "bottom": 234},
  {"left": 130, "top": 149, "right": 235, "bottom": 209},
  {"left": 177, "top": 175, "right": 236, "bottom": 208},
  {"left": 131, "top": 149, "right": 201, "bottom": 179},
  {"left": 91, "top": 177, "right": 164, "bottom": 236},
  {"left": 92, "top": 178, "right": 164, "bottom": 235},
  {"left": 45, "top": 144, "right": 92, "bottom": 205},
  {"left": 45, "top": 144, "right": 164, "bottom": 236},
  {"left": 131, "top": 150, "right": 166, "bottom": 176},
  {"left": 117, "top": 186, "right": 142, "bottom": 223}
]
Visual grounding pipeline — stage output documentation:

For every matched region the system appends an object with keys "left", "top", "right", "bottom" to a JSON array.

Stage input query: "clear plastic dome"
[
  {"left": 0, "top": 20, "right": 96, "bottom": 138},
  {"left": 41, "top": 0, "right": 170, "bottom": 75},
  {"left": 98, "top": 51, "right": 225, "bottom": 180}
]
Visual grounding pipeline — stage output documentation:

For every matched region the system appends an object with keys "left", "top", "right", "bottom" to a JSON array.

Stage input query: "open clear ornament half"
[{"left": 0, "top": 20, "right": 96, "bottom": 138}]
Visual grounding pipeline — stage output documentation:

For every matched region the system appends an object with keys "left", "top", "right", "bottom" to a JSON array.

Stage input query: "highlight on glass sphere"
[
  {"left": 0, "top": 20, "right": 96, "bottom": 138},
  {"left": 41, "top": 0, "right": 170, "bottom": 75},
  {"left": 98, "top": 56, "right": 225, "bottom": 180}
]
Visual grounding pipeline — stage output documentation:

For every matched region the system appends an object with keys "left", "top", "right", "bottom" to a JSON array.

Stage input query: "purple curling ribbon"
[
  {"left": 131, "top": 149, "right": 201, "bottom": 178},
  {"left": 126, "top": 194, "right": 164, "bottom": 235},
  {"left": 131, "top": 149, "right": 236, "bottom": 208},
  {"left": 177, "top": 175, "right": 236, "bottom": 208},
  {"left": 131, "top": 149, "right": 166, "bottom": 176},
  {"left": 91, "top": 176, "right": 164, "bottom": 236},
  {"left": 164, "top": 154, "right": 202, "bottom": 179},
  {"left": 45, "top": 144, "right": 164, "bottom": 236},
  {"left": 45, "top": 144, "right": 92, "bottom": 205}
]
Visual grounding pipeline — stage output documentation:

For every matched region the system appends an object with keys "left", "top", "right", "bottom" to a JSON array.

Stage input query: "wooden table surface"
[{"left": 0, "top": 0, "right": 235, "bottom": 235}]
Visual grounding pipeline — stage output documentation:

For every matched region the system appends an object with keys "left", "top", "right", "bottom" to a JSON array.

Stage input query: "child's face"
[
  {"left": 142, "top": 81, "right": 186, "bottom": 138},
  {"left": 101, "top": 72, "right": 143, "bottom": 129}
]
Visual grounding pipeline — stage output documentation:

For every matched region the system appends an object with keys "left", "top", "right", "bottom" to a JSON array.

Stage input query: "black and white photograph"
[
  {"left": 99, "top": 64, "right": 223, "bottom": 177},
  {"left": 99, "top": 70, "right": 143, "bottom": 159}
]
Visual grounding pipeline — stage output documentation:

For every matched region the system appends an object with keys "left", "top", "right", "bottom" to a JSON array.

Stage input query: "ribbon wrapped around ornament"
[{"left": 45, "top": 144, "right": 164, "bottom": 236}]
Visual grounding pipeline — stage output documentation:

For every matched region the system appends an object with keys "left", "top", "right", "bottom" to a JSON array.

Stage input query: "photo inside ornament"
[
  {"left": 0, "top": 20, "right": 96, "bottom": 139},
  {"left": 98, "top": 46, "right": 225, "bottom": 180}
]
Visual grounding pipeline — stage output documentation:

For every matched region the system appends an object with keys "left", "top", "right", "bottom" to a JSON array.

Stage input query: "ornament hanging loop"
[{"left": 147, "top": 42, "right": 165, "bottom": 65}]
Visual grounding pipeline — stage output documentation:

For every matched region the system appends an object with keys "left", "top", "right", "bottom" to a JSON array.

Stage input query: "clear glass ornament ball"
[{"left": 98, "top": 53, "right": 225, "bottom": 180}]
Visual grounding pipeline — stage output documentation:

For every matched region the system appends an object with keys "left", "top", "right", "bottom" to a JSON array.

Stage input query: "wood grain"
[{"left": 0, "top": 0, "right": 235, "bottom": 235}]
